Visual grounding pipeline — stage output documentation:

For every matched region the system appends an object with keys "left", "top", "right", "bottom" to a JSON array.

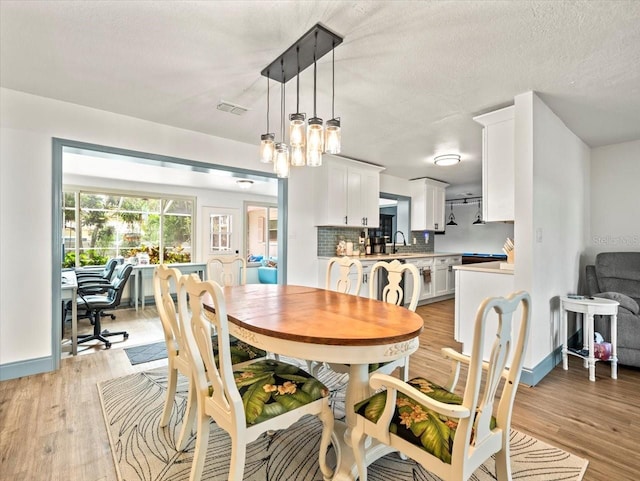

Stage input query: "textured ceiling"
[{"left": 2, "top": 1, "right": 640, "bottom": 197}]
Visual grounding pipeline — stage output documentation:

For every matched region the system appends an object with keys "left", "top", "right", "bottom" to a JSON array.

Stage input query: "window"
[
  {"left": 62, "top": 189, "right": 194, "bottom": 267},
  {"left": 210, "top": 214, "right": 232, "bottom": 253}
]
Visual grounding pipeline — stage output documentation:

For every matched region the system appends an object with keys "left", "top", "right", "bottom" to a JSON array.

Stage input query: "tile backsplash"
[{"left": 317, "top": 227, "right": 434, "bottom": 257}]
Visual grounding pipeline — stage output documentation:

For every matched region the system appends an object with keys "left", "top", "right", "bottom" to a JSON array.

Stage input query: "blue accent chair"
[{"left": 258, "top": 258, "right": 278, "bottom": 284}]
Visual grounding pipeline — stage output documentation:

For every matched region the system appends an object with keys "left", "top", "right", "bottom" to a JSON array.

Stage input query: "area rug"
[
  {"left": 98, "top": 364, "right": 588, "bottom": 481},
  {"left": 124, "top": 341, "right": 168, "bottom": 365}
]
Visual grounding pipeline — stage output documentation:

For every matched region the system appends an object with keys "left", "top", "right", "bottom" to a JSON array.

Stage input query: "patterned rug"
[
  {"left": 124, "top": 341, "right": 168, "bottom": 365},
  {"left": 98, "top": 364, "right": 588, "bottom": 481}
]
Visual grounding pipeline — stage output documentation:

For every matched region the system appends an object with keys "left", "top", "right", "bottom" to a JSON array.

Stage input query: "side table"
[{"left": 561, "top": 296, "right": 619, "bottom": 381}]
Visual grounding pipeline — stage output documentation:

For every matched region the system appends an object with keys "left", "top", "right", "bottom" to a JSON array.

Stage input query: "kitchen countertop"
[
  {"left": 319, "top": 252, "right": 462, "bottom": 261},
  {"left": 453, "top": 261, "right": 514, "bottom": 275}
]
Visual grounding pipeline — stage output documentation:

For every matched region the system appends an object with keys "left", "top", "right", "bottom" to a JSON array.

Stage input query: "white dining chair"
[
  {"left": 325, "top": 256, "right": 363, "bottom": 295},
  {"left": 154, "top": 264, "right": 193, "bottom": 450},
  {"left": 325, "top": 258, "right": 418, "bottom": 381},
  {"left": 351, "top": 291, "right": 532, "bottom": 481},
  {"left": 206, "top": 255, "right": 246, "bottom": 286},
  {"left": 154, "top": 264, "right": 267, "bottom": 451},
  {"left": 368, "top": 259, "right": 421, "bottom": 380},
  {"left": 177, "top": 273, "right": 334, "bottom": 481}
]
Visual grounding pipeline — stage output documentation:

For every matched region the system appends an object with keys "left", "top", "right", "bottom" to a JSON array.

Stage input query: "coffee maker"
[{"left": 372, "top": 236, "right": 386, "bottom": 254}]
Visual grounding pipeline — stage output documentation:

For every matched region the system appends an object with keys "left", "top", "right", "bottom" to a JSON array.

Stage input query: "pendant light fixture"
[
  {"left": 259, "top": 23, "right": 343, "bottom": 170},
  {"left": 259, "top": 72, "right": 275, "bottom": 163},
  {"left": 274, "top": 60, "right": 290, "bottom": 178},
  {"left": 473, "top": 199, "right": 485, "bottom": 225},
  {"left": 324, "top": 43, "right": 341, "bottom": 154},
  {"left": 446, "top": 203, "right": 458, "bottom": 226},
  {"left": 289, "top": 46, "right": 306, "bottom": 167},
  {"left": 307, "top": 30, "right": 324, "bottom": 166}
]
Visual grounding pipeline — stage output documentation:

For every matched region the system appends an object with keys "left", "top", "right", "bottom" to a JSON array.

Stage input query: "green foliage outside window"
[
  {"left": 63, "top": 250, "right": 109, "bottom": 268},
  {"left": 62, "top": 190, "right": 193, "bottom": 267}
]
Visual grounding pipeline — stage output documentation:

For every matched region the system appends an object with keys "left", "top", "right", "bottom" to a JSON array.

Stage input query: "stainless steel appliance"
[{"left": 372, "top": 236, "right": 386, "bottom": 254}]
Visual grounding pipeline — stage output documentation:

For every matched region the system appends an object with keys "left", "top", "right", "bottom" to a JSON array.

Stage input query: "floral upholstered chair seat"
[
  {"left": 354, "top": 377, "right": 495, "bottom": 464},
  {"left": 230, "top": 359, "right": 330, "bottom": 426},
  {"left": 214, "top": 334, "right": 267, "bottom": 365}
]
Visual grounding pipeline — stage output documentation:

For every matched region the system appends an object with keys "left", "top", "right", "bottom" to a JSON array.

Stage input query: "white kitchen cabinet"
[
  {"left": 315, "top": 156, "right": 383, "bottom": 227},
  {"left": 409, "top": 178, "right": 449, "bottom": 232},
  {"left": 434, "top": 256, "right": 449, "bottom": 297},
  {"left": 446, "top": 255, "right": 462, "bottom": 293},
  {"left": 473, "top": 105, "right": 515, "bottom": 222},
  {"left": 358, "top": 260, "right": 375, "bottom": 298},
  {"left": 432, "top": 255, "right": 460, "bottom": 297},
  {"left": 406, "top": 258, "right": 434, "bottom": 302}
]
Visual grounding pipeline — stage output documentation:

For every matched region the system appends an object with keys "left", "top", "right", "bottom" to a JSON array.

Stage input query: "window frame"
[{"left": 62, "top": 184, "right": 196, "bottom": 267}]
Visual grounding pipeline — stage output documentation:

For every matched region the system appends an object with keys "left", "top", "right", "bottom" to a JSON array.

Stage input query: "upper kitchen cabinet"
[
  {"left": 315, "top": 157, "right": 384, "bottom": 227},
  {"left": 473, "top": 105, "right": 515, "bottom": 222},
  {"left": 410, "top": 178, "right": 449, "bottom": 232}
]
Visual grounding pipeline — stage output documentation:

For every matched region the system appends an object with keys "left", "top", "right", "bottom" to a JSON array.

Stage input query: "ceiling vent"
[{"left": 216, "top": 100, "right": 249, "bottom": 115}]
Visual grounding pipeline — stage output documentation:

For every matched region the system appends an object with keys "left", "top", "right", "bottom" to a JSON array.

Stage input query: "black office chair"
[
  {"left": 70, "top": 259, "right": 120, "bottom": 323},
  {"left": 77, "top": 263, "right": 133, "bottom": 349},
  {"left": 75, "top": 258, "right": 118, "bottom": 286}
]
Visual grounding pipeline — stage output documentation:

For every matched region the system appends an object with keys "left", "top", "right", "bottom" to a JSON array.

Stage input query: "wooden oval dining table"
[{"left": 204, "top": 283, "right": 424, "bottom": 481}]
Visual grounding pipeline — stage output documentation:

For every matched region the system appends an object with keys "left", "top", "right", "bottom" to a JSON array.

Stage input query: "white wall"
[
  {"left": 514, "top": 91, "right": 590, "bottom": 370},
  {"left": 584, "top": 139, "right": 640, "bottom": 264},
  {"left": 434, "top": 203, "right": 514, "bottom": 254},
  {"left": 0, "top": 88, "right": 273, "bottom": 367},
  {"left": 379, "top": 173, "right": 409, "bottom": 196},
  {"left": 285, "top": 165, "right": 318, "bottom": 287}
]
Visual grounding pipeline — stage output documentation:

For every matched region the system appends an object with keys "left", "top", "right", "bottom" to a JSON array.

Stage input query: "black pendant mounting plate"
[{"left": 261, "top": 23, "right": 343, "bottom": 84}]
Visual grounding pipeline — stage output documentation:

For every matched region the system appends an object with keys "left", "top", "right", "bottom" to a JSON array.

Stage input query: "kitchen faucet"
[{"left": 392, "top": 230, "right": 406, "bottom": 254}]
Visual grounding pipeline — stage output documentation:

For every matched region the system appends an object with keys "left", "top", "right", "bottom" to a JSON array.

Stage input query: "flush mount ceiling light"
[
  {"left": 236, "top": 179, "right": 254, "bottom": 189},
  {"left": 434, "top": 154, "right": 461, "bottom": 166},
  {"left": 259, "top": 23, "right": 343, "bottom": 176}
]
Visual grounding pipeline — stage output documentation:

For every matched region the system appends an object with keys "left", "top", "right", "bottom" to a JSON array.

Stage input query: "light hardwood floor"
[{"left": 1, "top": 300, "right": 638, "bottom": 481}]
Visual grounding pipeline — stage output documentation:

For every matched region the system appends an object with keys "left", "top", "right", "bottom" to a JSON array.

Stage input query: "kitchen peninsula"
[{"left": 453, "top": 261, "right": 516, "bottom": 360}]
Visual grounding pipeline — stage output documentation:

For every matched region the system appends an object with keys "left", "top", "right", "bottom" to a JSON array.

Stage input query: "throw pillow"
[{"left": 593, "top": 292, "right": 639, "bottom": 314}]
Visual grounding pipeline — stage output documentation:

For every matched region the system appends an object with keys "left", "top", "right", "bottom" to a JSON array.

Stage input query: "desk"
[
  {"left": 131, "top": 263, "right": 206, "bottom": 310},
  {"left": 207, "top": 284, "right": 424, "bottom": 481},
  {"left": 61, "top": 270, "right": 78, "bottom": 356},
  {"left": 561, "top": 296, "right": 619, "bottom": 381}
]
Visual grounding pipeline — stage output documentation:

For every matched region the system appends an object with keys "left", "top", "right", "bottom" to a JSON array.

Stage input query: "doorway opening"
[{"left": 52, "top": 138, "right": 286, "bottom": 367}]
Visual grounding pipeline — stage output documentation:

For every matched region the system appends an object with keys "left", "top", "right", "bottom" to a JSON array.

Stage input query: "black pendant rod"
[
  {"left": 266, "top": 72, "right": 270, "bottom": 132},
  {"left": 331, "top": 42, "right": 335, "bottom": 118},
  {"left": 313, "top": 32, "right": 318, "bottom": 118},
  {"left": 296, "top": 47, "right": 300, "bottom": 113},
  {"left": 280, "top": 59, "right": 285, "bottom": 143}
]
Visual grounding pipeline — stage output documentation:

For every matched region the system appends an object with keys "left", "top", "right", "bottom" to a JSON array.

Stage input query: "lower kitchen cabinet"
[{"left": 319, "top": 254, "right": 461, "bottom": 305}]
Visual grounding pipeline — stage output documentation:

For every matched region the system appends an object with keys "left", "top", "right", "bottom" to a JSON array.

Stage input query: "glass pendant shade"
[
  {"left": 274, "top": 142, "right": 290, "bottom": 178},
  {"left": 324, "top": 118, "right": 341, "bottom": 154},
  {"left": 290, "top": 144, "right": 305, "bottom": 167},
  {"left": 307, "top": 117, "right": 324, "bottom": 166},
  {"left": 289, "top": 113, "right": 306, "bottom": 147},
  {"left": 260, "top": 133, "right": 275, "bottom": 163},
  {"left": 289, "top": 113, "right": 306, "bottom": 166}
]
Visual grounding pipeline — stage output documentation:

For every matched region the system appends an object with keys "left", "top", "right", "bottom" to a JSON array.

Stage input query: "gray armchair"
[{"left": 585, "top": 252, "right": 640, "bottom": 368}]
